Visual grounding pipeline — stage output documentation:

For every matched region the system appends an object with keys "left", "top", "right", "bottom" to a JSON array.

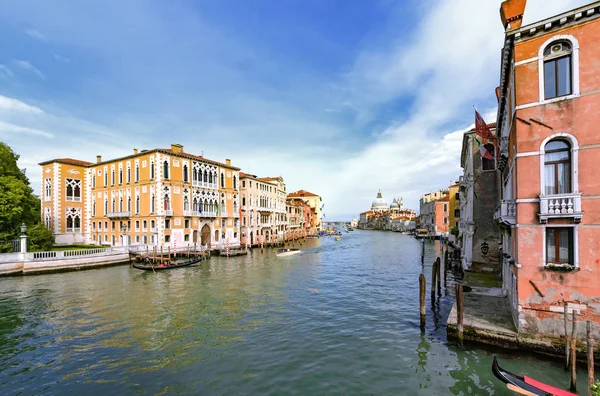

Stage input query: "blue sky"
[{"left": 0, "top": 0, "right": 590, "bottom": 220}]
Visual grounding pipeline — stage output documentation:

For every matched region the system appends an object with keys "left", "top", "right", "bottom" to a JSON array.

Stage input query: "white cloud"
[
  {"left": 24, "top": 28, "right": 46, "bottom": 41},
  {"left": 53, "top": 53, "right": 71, "bottom": 63},
  {"left": 0, "top": 121, "right": 53, "bottom": 138},
  {"left": 0, "top": 95, "right": 44, "bottom": 114},
  {"left": 12, "top": 60, "right": 46, "bottom": 80}
]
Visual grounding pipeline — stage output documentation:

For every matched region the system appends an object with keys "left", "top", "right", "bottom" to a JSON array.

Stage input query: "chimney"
[
  {"left": 500, "top": 0, "right": 527, "bottom": 30},
  {"left": 226, "top": 159, "right": 231, "bottom": 166},
  {"left": 134, "top": 148, "right": 138, "bottom": 154},
  {"left": 495, "top": 86, "right": 502, "bottom": 102},
  {"left": 96, "top": 155, "right": 102, "bottom": 163},
  {"left": 171, "top": 143, "right": 183, "bottom": 153}
]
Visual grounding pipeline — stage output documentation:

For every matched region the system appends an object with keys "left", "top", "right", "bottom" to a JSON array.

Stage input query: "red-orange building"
[{"left": 496, "top": 0, "right": 600, "bottom": 336}]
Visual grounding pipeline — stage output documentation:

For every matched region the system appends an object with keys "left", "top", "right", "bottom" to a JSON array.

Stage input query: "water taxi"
[{"left": 275, "top": 248, "right": 302, "bottom": 257}]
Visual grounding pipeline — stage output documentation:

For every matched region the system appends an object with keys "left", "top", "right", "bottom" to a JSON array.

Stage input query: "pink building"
[{"left": 496, "top": 0, "right": 600, "bottom": 336}]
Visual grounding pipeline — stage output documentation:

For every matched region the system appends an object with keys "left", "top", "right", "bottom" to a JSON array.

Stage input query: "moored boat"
[
  {"left": 275, "top": 248, "right": 302, "bottom": 257},
  {"left": 222, "top": 249, "right": 248, "bottom": 257},
  {"left": 132, "top": 257, "right": 202, "bottom": 271},
  {"left": 492, "top": 356, "right": 576, "bottom": 396}
]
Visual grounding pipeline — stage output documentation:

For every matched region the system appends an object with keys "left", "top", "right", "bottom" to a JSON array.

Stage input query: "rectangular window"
[
  {"left": 544, "top": 57, "right": 572, "bottom": 100},
  {"left": 165, "top": 219, "right": 171, "bottom": 229},
  {"left": 165, "top": 235, "right": 171, "bottom": 243},
  {"left": 221, "top": 219, "right": 226, "bottom": 228},
  {"left": 44, "top": 178, "right": 52, "bottom": 201},
  {"left": 455, "top": 192, "right": 459, "bottom": 200},
  {"left": 185, "top": 219, "right": 190, "bottom": 228},
  {"left": 454, "top": 209, "right": 460, "bottom": 218},
  {"left": 242, "top": 197, "right": 246, "bottom": 206},
  {"left": 546, "top": 227, "right": 574, "bottom": 265},
  {"left": 443, "top": 204, "right": 447, "bottom": 212},
  {"left": 184, "top": 234, "right": 189, "bottom": 242}
]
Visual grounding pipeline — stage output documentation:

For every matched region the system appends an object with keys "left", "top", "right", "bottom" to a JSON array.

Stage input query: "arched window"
[
  {"left": 220, "top": 173, "right": 225, "bottom": 188},
  {"left": 544, "top": 140, "right": 571, "bottom": 195},
  {"left": 119, "top": 197, "right": 123, "bottom": 212},
  {"left": 127, "top": 196, "right": 131, "bottom": 212},
  {"left": 543, "top": 41, "right": 572, "bottom": 100},
  {"left": 151, "top": 194, "right": 155, "bottom": 213},
  {"left": 112, "top": 198, "right": 116, "bottom": 212},
  {"left": 204, "top": 170, "right": 208, "bottom": 183},
  {"left": 136, "top": 196, "right": 140, "bottom": 214},
  {"left": 92, "top": 201, "right": 96, "bottom": 216},
  {"left": 209, "top": 172, "right": 213, "bottom": 184},
  {"left": 150, "top": 161, "right": 155, "bottom": 179},
  {"left": 163, "top": 160, "right": 169, "bottom": 179},
  {"left": 183, "top": 164, "right": 189, "bottom": 183},
  {"left": 164, "top": 195, "right": 170, "bottom": 210},
  {"left": 233, "top": 175, "right": 237, "bottom": 190},
  {"left": 482, "top": 143, "right": 496, "bottom": 171},
  {"left": 184, "top": 195, "right": 189, "bottom": 211}
]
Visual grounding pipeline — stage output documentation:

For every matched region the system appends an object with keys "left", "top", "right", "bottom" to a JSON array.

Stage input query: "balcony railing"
[
  {"left": 184, "top": 210, "right": 201, "bottom": 217},
  {"left": 66, "top": 196, "right": 82, "bottom": 202},
  {"left": 107, "top": 211, "right": 131, "bottom": 218},
  {"left": 202, "top": 211, "right": 217, "bottom": 218},
  {"left": 220, "top": 211, "right": 228, "bottom": 218},
  {"left": 539, "top": 193, "right": 583, "bottom": 223},
  {"left": 260, "top": 223, "right": 272, "bottom": 228},
  {"left": 493, "top": 200, "right": 516, "bottom": 225},
  {"left": 258, "top": 207, "right": 273, "bottom": 212},
  {"left": 164, "top": 210, "right": 173, "bottom": 216}
]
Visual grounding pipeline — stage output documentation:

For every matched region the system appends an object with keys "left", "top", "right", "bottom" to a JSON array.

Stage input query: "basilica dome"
[
  {"left": 390, "top": 199, "right": 400, "bottom": 210},
  {"left": 371, "top": 190, "right": 388, "bottom": 211}
]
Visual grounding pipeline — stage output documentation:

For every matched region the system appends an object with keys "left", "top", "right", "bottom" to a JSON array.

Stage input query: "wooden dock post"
[
  {"left": 565, "top": 301, "right": 570, "bottom": 370},
  {"left": 444, "top": 250, "right": 448, "bottom": 288},
  {"left": 456, "top": 283, "right": 464, "bottom": 346},
  {"left": 588, "top": 321, "right": 594, "bottom": 396},
  {"left": 419, "top": 274, "right": 426, "bottom": 331},
  {"left": 570, "top": 310, "right": 577, "bottom": 393},
  {"left": 436, "top": 257, "right": 441, "bottom": 298},
  {"left": 431, "top": 260, "right": 437, "bottom": 305},
  {"left": 421, "top": 239, "right": 425, "bottom": 264}
]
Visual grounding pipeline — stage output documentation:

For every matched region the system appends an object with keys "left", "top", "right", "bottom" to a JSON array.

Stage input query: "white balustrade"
[
  {"left": 494, "top": 200, "right": 516, "bottom": 225},
  {"left": 539, "top": 193, "right": 582, "bottom": 223}
]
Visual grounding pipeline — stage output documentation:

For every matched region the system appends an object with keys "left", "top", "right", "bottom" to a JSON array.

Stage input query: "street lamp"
[{"left": 20, "top": 223, "right": 27, "bottom": 236}]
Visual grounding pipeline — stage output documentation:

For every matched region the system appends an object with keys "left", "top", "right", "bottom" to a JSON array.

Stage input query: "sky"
[{"left": 0, "top": 0, "right": 591, "bottom": 221}]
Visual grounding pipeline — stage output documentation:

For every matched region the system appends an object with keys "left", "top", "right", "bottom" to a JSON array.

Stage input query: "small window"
[
  {"left": 546, "top": 227, "right": 574, "bottom": 265},
  {"left": 454, "top": 209, "right": 460, "bottom": 218},
  {"left": 482, "top": 144, "right": 496, "bottom": 171},
  {"left": 543, "top": 41, "right": 572, "bottom": 100},
  {"left": 455, "top": 192, "right": 459, "bottom": 200},
  {"left": 185, "top": 219, "right": 190, "bottom": 228},
  {"left": 184, "top": 234, "right": 189, "bottom": 242},
  {"left": 163, "top": 161, "right": 169, "bottom": 179},
  {"left": 165, "top": 219, "right": 171, "bottom": 229},
  {"left": 165, "top": 235, "right": 171, "bottom": 243}
]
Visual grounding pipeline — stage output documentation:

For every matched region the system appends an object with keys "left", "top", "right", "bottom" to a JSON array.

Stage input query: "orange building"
[
  {"left": 496, "top": 0, "right": 600, "bottom": 335},
  {"left": 419, "top": 190, "right": 450, "bottom": 237},
  {"left": 39, "top": 144, "right": 241, "bottom": 250}
]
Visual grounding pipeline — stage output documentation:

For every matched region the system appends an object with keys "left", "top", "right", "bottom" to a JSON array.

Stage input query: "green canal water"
[{"left": 0, "top": 231, "right": 589, "bottom": 395}]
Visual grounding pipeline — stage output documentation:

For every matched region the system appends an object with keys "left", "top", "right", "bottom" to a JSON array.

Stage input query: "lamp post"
[{"left": 20, "top": 223, "right": 28, "bottom": 259}]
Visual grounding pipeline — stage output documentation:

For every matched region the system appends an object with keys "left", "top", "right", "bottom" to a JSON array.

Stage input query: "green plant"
[
  {"left": 27, "top": 224, "right": 55, "bottom": 252},
  {"left": 591, "top": 380, "right": 600, "bottom": 396},
  {"left": 450, "top": 225, "right": 459, "bottom": 236}
]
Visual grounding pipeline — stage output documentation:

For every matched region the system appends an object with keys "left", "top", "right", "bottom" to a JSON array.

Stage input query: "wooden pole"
[
  {"left": 168, "top": 246, "right": 171, "bottom": 263},
  {"left": 571, "top": 310, "right": 577, "bottom": 393},
  {"left": 456, "top": 283, "right": 464, "bottom": 346},
  {"left": 431, "top": 260, "right": 437, "bottom": 305},
  {"left": 444, "top": 250, "right": 448, "bottom": 288},
  {"left": 588, "top": 321, "right": 594, "bottom": 396},
  {"left": 421, "top": 239, "right": 425, "bottom": 264},
  {"left": 436, "top": 257, "right": 442, "bottom": 298},
  {"left": 419, "top": 274, "right": 426, "bottom": 331},
  {"left": 565, "top": 301, "right": 571, "bottom": 370}
]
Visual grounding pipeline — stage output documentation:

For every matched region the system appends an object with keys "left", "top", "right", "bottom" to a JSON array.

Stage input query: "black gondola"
[
  {"left": 132, "top": 257, "right": 202, "bottom": 271},
  {"left": 492, "top": 356, "right": 576, "bottom": 396}
]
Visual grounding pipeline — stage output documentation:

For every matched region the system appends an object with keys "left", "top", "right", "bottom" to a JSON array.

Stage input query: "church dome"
[
  {"left": 371, "top": 190, "right": 388, "bottom": 211},
  {"left": 390, "top": 198, "right": 400, "bottom": 209}
]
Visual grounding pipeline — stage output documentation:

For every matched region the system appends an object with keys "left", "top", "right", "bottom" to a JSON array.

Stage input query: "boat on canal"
[
  {"left": 275, "top": 248, "right": 302, "bottom": 257},
  {"left": 222, "top": 249, "right": 248, "bottom": 257},
  {"left": 492, "top": 356, "right": 576, "bottom": 396},
  {"left": 132, "top": 257, "right": 203, "bottom": 271}
]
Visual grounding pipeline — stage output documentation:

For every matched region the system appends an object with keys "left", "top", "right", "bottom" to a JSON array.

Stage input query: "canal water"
[{"left": 0, "top": 231, "right": 589, "bottom": 395}]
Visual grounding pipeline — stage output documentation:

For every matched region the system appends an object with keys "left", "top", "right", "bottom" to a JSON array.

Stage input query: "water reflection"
[{"left": 0, "top": 233, "right": 590, "bottom": 395}]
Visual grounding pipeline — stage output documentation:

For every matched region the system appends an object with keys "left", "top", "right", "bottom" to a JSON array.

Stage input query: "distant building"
[
  {"left": 359, "top": 190, "right": 416, "bottom": 231},
  {"left": 459, "top": 124, "right": 500, "bottom": 272},
  {"left": 39, "top": 144, "right": 240, "bottom": 249},
  {"left": 419, "top": 190, "right": 450, "bottom": 237},
  {"left": 350, "top": 217, "right": 358, "bottom": 228},
  {"left": 286, "top": 190, "right": 322, "bottom": 231},
  {"left": 448, "top": 181, "right": 460, "bottom": 231}
]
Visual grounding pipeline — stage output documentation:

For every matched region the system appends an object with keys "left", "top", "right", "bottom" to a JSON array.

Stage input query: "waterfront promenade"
[{"left": 0, "top": 231, "right": 590, "bottom": 395}]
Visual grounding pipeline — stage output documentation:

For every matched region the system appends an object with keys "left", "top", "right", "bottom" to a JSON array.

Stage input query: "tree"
[
  {"left": 0, "top": 142, "right": 41, "bottom": 243},
  {"left": 27, "top": 223, "right": 54, "bottom": 252}
]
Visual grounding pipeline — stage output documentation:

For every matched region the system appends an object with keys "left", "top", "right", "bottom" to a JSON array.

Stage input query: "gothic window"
[
  {"left": 92, "top": 200, "right": 96, "bottom": 216},
  {"left": 127, "top": 196, "right": 131, "bottom": 212},
  {"left": 183, "top": 164, "right": 189, "bottom": 183},
  {"left": 184, "top": 195, "right": 189, "bottom": 211},
  {"left": 111, "top": 168, "right": 115, "bottom": 185},
  {"left": 164, "top": 194, "right": 170, "bottom": 210},
  {"left": 104, "top": 168, "right": 108, "bottom": 186},
  {"left": 104, "top": 198, "right": 108, "bottom": 215},
  {"left": 119, "top": 166, "right": 123, "bottom": 184},
  {"left": 204, "top": 170, "right": 208, "bottom": 183},
  {"left": 544, "top": 41, "right": 572, "bottom": 100},
  {"left": 119, "top": 197, "right": 123, "bottom": 212},
  {"left": 127, "top": 165, "right": 131, "bottom": 183},
  {"left": 65, "top": 179, "right": 81, "bottom": 202},
  {"left": 220, "top": 173, "right": 225, "bottom": 188},
  {"left": 135, "top": 164, "right": 140, "bottom": 182},
  {"left": 544, "top": 140, "right": 571, "bottom": 195},
  {"left": 151, "top": 194, "right": 155, "bottom": 213},
  {"left": 136, "top": 196, "right": 140, "bottom": 214},
  {"left": 233, "top": 175, "right": 237, "bottom": 190},
  {"left": 112, "top": 198, "right": 116, "bottom": 212},
  {"left": 65, "top": 207, "right": 82, "bottom": 232},
  {"left": 44, "top": 207, "right": 52, "bottom": 230},
  {"left": 209, "top": 172, "right": 213, "bottom": 184},
  {"left": 92, "top": 174, "right": 96, "bottom": 188},
  {"left": 150, "top": 160, "right": 155, "bottom": 179}
]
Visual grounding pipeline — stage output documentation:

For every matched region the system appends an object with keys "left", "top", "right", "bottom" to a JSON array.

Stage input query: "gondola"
[
  {"left": 132, "top": 257, "right": 203, "bottom": 271},
  {"left": 492, "top": 356, "right": 577, "bottom": 396}
]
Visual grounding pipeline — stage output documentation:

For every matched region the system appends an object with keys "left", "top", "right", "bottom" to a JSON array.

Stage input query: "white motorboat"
[{"left": 275, "top": 248, "right": 302, "bottom": 257}]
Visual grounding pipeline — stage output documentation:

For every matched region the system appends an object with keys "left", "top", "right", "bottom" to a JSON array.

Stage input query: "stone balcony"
[
  {"left": 539, "top": 193, "right": 583, "bottom": 223},
  {"left": 164, "top": 210, "right": 173, "bottom": 216},
  {"left": 493, "top": 200, "right": 516, "bottom": 225},
  {"left": 107, "top": 211, "right": 131, "bottom": 219}
]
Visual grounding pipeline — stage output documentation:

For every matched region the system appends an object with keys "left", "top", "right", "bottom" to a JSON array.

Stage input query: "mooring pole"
[
  {"left": 570, "top": 310, "right": 578, "bottom": 393},
  {"left": 436, "top": 257, "right": 441, "bottom": 298},
  {"left": 419, "top": 274, "right": 426, "bottom": 331},
  {"left": 444, "top": 249, "right": 448, "bottom": 289},
  {"left": 456, "top": 283, "right": 464, "bottom": 346},
  {"left": 421, "top": 238, "right": 425, "bottom": 264},
  {"left": 431, "top": 261, "right": 437, "bottom": 306},
  {"left": 588, "top": 321, "right": 594, "bottom": 396},
  {"left": 565, "top": 301, "right": 570, "bottom": 370}
]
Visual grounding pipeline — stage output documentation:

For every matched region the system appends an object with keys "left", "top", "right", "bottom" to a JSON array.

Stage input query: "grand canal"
[{"left": 0, "top": 231, "right": 588, "bottom": 395}]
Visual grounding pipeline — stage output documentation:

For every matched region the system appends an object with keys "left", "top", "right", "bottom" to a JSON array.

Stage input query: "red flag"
[{"left": 474, "top": 109, "right": 496, "bottom": 141}]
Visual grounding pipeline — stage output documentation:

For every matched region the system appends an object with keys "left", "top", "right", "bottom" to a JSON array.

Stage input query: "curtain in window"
[
  {"left": 544, "top": 164, "right": 555, "bottom": 195},
  {"left": 558, "top": 228, "right": 570, "bottom": 263}
]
